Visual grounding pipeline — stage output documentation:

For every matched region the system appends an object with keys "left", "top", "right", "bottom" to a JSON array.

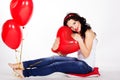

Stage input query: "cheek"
[
  {"left": 78, "top": 24, "right": 81, "bottom": 30},
  {"left": 79, "top": 27, "right": 81, "bottom": 32},
  {"left": 78, "top": 26, "right": 81, "bottom": 31},
  {"left": 70, "top": 27, "right": 75, "bottom": 31}
]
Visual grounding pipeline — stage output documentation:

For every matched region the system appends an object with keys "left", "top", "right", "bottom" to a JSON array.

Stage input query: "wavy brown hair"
[{"left": 63, "top": 13, "right": 91, "bottom": 38}]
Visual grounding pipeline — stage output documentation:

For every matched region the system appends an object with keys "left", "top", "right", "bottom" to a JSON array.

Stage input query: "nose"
[{"left": 72, "top": 26, "right": 77, "bottom": 30}]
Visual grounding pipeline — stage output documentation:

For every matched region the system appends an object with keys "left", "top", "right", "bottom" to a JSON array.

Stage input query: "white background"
[{"left": 0, "top": 0, "right": 120, "bottom": 72}]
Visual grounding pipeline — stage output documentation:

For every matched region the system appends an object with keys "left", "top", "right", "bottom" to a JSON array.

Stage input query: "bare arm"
[
  {"left": 51, "top": 37, "right": 67, "bottom": 56},
  {"left": 52, "top": 37, "right": 60, "bottom": 51},
  {"left": 72, "top": 29, "right": 96, "bottom": 58}
]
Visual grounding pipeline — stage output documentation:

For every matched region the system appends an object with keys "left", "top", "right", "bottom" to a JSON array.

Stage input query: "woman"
[{"left": 8, "top": 13, "right": 97, "bottom": 78}]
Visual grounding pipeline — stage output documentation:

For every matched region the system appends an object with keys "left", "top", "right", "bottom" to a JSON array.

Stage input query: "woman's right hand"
[
  {"left": 52, "top": 37, "right": 60, "bottom": 51},
  {"left": 58, "top": 52, "right": 67, "bottom": 56}
]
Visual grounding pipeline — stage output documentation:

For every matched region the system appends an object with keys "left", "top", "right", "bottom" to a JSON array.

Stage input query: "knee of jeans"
[
  {"left": 51, "top": 56, "right": 56, "bottom": 60},
  {"left": 77, "top": 61, "right": 84, "bottom": 65},
  {"left": 51, "top": 56, "right": 60, "bottom": 60},
  {"left": 49, "top": 56, "right": 56, "bottom": 61},
  {"left": 77, "top": 61, "right": 88, "bottom": 68}
]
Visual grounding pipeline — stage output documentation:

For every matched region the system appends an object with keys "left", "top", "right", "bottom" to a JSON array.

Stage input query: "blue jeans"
[{"left": 23, "top": 56, "right": 92, "bottom": 77}]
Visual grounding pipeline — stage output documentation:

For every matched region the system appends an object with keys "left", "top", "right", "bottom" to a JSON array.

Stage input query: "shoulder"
[{"left": 85, "top": 29, "right": 96, "bottom": 38}]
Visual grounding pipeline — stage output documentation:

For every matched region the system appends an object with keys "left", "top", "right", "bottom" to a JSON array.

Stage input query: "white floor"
[{"left": 0, "top": 68, "right": 120, "bottom": 80}]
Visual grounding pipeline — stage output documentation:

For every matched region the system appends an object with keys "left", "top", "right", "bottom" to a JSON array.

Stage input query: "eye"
[
  {"left": 73, "top": 22, "right": 76, "bottom": 24},
  {"left": 73, "top": 22, "right": 76, "bottom": 25}
]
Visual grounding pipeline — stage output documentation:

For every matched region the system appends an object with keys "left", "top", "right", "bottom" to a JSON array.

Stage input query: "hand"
[
  {"left": 71, "top": 33, "right": 83, "bottom": 42},
  {"left": 58, "top": 52, "right": 67, "bottom": 56}
]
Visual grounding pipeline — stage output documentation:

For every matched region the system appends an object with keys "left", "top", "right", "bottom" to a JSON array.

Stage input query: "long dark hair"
[{"left": 63, "top": 13, "right": 91, "bottom": 38}]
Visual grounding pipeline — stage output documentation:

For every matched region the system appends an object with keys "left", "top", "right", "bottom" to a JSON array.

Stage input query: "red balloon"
[
  {"left": 10, "top": 0, "right": 33, "bottom": 26},
  {"left": 52, "top": 26, "right": 80, "bottom": 55},
  {"left": 1, "top": 19, "right": 22, "bottom": 49}
]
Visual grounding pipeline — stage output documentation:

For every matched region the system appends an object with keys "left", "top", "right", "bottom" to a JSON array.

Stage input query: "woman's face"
[{"left": 67, "top": 19, "right": 81, "bottom": 33}]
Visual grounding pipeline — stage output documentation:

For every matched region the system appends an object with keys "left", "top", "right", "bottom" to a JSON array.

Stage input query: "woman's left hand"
[{"left": 71, "top": 33, "right": 83, "bottom": 42}]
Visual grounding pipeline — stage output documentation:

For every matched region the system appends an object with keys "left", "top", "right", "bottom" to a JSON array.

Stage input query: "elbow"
[
  {"left": 84, "top": 55, "right": 89, "bottom": 58},
  {"left": 83, "top": 52, "right": 90, "bottom": 58}
]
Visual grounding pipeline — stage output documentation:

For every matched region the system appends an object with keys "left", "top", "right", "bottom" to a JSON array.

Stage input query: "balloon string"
[
  {"left": 15, "top": 50, "right": 21, "bottom": 69},
  {"left": 20, "top": 39, "right": 24, "bottom": 63},
  {"left": 15, "top": 52, "right": 19, "bottom": 64},
  {"left": 15, "top": 38, "right": 24, "bottom": 69}
]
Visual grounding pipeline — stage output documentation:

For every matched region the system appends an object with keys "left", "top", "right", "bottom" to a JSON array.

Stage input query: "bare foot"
[
  {"left": 8, "top": 63, "right": 24, "bottom": 70},
  {"left": 13, "top": 69, "right": 24, "bottom": 78}
]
